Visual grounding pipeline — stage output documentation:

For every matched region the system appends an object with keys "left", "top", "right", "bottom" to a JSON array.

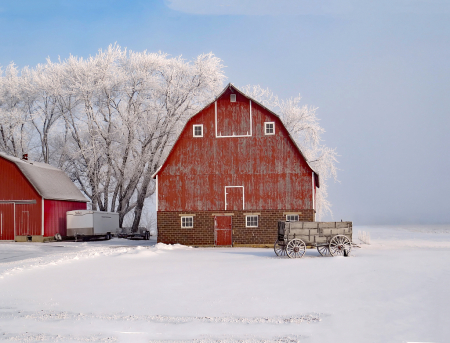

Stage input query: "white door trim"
[
  {"left": 41, "top": 197, "right": 44, "bottom": 235},
  {"left": 225, "top": 186, "right": 244, "bottom": 210}
]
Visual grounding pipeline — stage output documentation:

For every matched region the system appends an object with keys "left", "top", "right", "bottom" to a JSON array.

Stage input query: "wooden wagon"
[{"left": 275, "top": 221, "right": 353, "bottom": 258}]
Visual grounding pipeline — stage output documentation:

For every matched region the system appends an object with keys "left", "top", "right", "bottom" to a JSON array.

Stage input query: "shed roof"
[
  {"left": 152, "top": 83, "right": 320, "bottom": 187},
  {"left": 0, "top": 153, "right": 89, "bottom": 202}
]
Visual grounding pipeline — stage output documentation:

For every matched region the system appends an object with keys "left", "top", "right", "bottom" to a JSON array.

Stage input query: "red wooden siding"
[
  {"left": 44, "top": 200, "right": 87, "bottom": 237},
  {"left": 157, "top": 87, "right": 314, "bottom": 212},
  {"left": 0, "top": 158, "right": 42, "bottom": 238}
]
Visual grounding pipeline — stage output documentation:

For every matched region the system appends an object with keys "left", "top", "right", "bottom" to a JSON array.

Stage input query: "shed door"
[
  {"left": 0, "top": 204, "right": 14, "bottom": 240},
  {"left": 225, "top": 186, "right": 244, "bottom": 210},
  {"left": 215, "top": 216, "right": 232, "bottom": 246}
]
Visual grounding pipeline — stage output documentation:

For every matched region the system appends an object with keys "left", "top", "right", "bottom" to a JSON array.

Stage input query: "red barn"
[
  {"left": 153, "top": 84, "right": 319, "bottom": 247},
  {"left": 0, "top": 153, "right": 88, "bottom": 242}
]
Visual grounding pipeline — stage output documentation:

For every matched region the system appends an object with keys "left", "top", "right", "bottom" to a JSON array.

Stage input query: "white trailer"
[{"left": 66, "top": 210, "right": 119, "bottom": 240}]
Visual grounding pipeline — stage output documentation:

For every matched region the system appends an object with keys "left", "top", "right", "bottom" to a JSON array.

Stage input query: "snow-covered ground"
[{"left": 1, "top": 225, "right": 449, "bottom": 343}]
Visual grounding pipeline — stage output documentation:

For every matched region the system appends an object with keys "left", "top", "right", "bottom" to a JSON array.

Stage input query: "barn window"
[
  {"left": 181, "top": 216, "right": 193, "bottom": 228},
  {"left": 286, "top": 214, "right": 299, "bottom": 222},
  {"left": 264, "top": 122, "right": 275, "bottom": 135},
  {"left": 193, "top": 124, "right": 203, "bottom": 137},
  {"left": 246, "top": 215, "right": 258, "bottom": 228},
  {"left": 230, "top": 94, "right": 236, "bottom": 102}
]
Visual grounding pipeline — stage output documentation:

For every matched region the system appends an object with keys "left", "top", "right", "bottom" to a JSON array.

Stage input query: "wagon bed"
[{"left": 275, "top": 221, "right": 353, "bottom": 258}]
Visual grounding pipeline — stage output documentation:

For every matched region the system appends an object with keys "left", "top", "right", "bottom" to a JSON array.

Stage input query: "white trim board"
[
  {"left": 41, "top": 197, "right": 44, "bottom": 235},
  {"left": 156, "top": 175, "right": 158, "bottom": 211},
  {"left": 224, "top": 186, "right": 245, "bottom": 211},
  {"left": 312, "top": 172, "right": 315, "bottom": 210}
]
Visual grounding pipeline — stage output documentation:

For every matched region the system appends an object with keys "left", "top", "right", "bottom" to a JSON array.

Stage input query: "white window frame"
[
  {"left": 286, "top": 214, "right": 299, "bottom": 222},
  {"left": 193, "top": 124, "right": 203, "bottom": 137},
  {"left": 181, "top": 216, "right": 194, "bottom": 228},
  {"left": 245, "top": 215, "right": 258, "bottom": 228},
  {"left": 264, "top": 122, "right": 275, "bottom": 135},
  {"left": 230, "top": 94, "right": 236, "bottom": 102}
]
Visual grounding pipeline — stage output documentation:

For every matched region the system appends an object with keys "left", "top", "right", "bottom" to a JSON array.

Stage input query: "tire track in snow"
[
  {"left": 0, "top": 310, "right": 321, "bottom": 325},
  {"left": 0, "top": 332, "right": 117, "bottom": 342},
  {"left": 147, "top": 336, "right": 305, "bottom": 343},
  {"left": 0, "top": 332, "right": 306, "bottom": 343}
]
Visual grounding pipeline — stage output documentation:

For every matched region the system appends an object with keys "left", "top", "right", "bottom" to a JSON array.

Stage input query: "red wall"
[
  {"left": 44, "top": 200, "right": 87, "bottom": 237},
  {"left": 157, "top": 87, "right": 314, "bottom": 212},
  {"left": 0, "top": 157, "right": 42, "bottom": 239}
]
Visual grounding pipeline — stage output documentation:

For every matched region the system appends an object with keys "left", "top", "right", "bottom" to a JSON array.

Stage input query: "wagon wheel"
[
  {"left": 329, "top": 235, "right": 352, "bottom": 257},
  {"left": 317, "top": 245, "right": 331, "bottom": 257},
  {"left": 274, "top": 240, "right": 287, "bottom": 256},
  {"left": 286, "top": 239, "right": 306, "bottom": 259}
]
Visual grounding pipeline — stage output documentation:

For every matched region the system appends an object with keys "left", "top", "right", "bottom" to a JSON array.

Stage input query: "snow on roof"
[
  {"left": 0, "top": 153, "right": 89, "bottom": 202},
  {"left": 152, "top": 83, "right": 320, "bottom": 186}
]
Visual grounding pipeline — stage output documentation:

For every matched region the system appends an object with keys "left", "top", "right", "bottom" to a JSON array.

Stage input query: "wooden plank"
[
  {"left": 302, "top": 222, "right": 318, "bottom": 229},
  {"left": 287, "top": 235, "right": 311, "bottom": 243},
  {"left": 314, "top": 236, "right": 327, "bottom": 243},
  {"left": 317, "top": 222, "right": 335, "bottom": 228},
  {"left": 288, "top": 222, "right": 304, "bottom": 230},
  {"left": 323, "top": 228, "right": 346, "bottom": 236},
  {"left": 336, "top": 222, "right": 351, "bottom": 229},
  {"left": 289, "top": 228, "right": 308, "bottom": 234}
]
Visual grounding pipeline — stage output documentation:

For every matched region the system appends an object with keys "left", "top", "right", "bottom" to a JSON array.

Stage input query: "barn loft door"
[
  {"left": 214, "top": 216, "right": 232, "bottom": 246},
  {"left": 0, "top": 204, "right": 14, "bottom": 240},
  {"left": 225, "top": 186, "right": 244, "bottom": 211},
  {"left": 216, "top": 96, "right": 251, "bottom": 137}
]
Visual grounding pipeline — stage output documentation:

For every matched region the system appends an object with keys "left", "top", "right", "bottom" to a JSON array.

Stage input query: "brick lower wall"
[{"left": 157, "top": 209, "right": 315, "bottom": 246}]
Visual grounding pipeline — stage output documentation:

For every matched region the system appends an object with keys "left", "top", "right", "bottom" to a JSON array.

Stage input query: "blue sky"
[{"left": 1, "top": 0, "right": 449, "bottom": 224}]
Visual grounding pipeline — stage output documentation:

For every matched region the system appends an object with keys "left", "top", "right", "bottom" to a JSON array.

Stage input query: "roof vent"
[
  {"left": 230, "top": 94, "right": 236, "bottom": 102},
  {"left": 22, "top": 154, "right": 28, "bottom": 161}
]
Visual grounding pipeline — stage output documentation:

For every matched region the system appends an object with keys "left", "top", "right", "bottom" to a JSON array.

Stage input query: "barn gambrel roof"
[
  {"left": 152, "top": 83, "right": 320, "bottom": 187},
  {"left": 0, "top": 153, "right": 89, "bottom": 202}
]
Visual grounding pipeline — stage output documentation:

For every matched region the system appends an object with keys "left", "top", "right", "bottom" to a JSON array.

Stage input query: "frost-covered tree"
[
  {"left": 240, "top": 85, "right": 338, "bottom": 219},
  {"left": 54, "top": 45, "right": 225, "bottom": 227},
  {"left": 0, "top": 45, "right": 225, "bottom": 229},
  {"left": 22, "top": 61, "right": 67, "bottom": 164},
  {"left": 0, "top": 63, "right": 33, "bottom": 157}
]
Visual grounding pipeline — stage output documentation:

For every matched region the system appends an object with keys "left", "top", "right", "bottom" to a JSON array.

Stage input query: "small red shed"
[
  {"left": 0, "top": 153, "right": 88, "bottom": 241},
  {"left": 153, "top": 84, "right": 320, "bottom": 247}
]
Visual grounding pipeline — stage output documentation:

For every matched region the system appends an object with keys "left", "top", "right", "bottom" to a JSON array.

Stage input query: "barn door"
[
  {"left": 225, "top": 186, "right": 244, "bottom": 210},
  {"left": 215, "top": 216, "right": 232, "bottom": 246},
  {"left": 0, "top": 204, "right": 14, "bottom": 240}
]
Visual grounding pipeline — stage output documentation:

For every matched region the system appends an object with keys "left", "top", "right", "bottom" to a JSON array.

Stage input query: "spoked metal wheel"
[
  {"left": 274, "top": 240, "right": 287, "bottom": 256},
  {"left": 317, "top": 245, "right": 331, "bottom": 257},
  {"left": 286, "top": 239, "right": 306, "bottom": 259},
  {"left": 329, "top": 235, "right": 352, "bottom": 256}
]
